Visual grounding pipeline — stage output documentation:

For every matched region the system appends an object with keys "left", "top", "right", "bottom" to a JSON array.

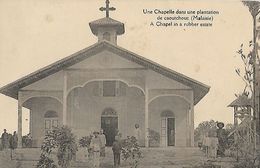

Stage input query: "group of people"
[
  {"left": 89, "top": 124, "right": 141, "bottom": 168},
  {"left": 201, "top": 122, "right": 227, "bottom": 159},
  {"left": 1, "top": 129, "right": 18, "bottom": 150},
  {"left": 88, "top": 129, "right": 107, "bottom": 168},
  {"left": 88, "top": 129, "right": 123, "bottom": 168}
]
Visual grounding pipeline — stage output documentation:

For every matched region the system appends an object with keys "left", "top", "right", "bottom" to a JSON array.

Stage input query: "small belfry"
[{"left": 89, "top": 0, "right": 125, "bottom": 44}]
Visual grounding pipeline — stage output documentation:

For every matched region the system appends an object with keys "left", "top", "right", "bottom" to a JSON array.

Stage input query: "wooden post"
[
  {"left": 17, "top": 99, "right": 22, "bottom": 148},
  {"left": 63, "top": 71, "right": 68, "bottom": 125},
  {"left": 186, "top": 108, "right": 191, "bottom": 147},
  {"left": 234, "top": 107, "right": 238, "bottom": 127},
  {"left": 29, "top": 110, "right": 32, "bottom": 135},
  {"left": 190, "top": 100, "right": 194, "bottom": 147},
  {"left": 145, "top": 87, "right": 149, "bottom": 147}
]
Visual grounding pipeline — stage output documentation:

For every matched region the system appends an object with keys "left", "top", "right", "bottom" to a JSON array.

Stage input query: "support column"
[
  {"left": 190, "top": 102, "right": 194, "bottom": 147},
  {"left": 234, "top": 107, "right": 238, "bottom": 127},
  {"left": 186, "top": 108, "right": 191, "bottom": 147},
  {"left": 145, "top": 87, "right": 149, "bottom": 147},
  {"left": 63, "top": 71, "right": 68, "bottom": 125},
  {"left": 17, "top": 97, "right": 22, "bottom": 148},
  {"left": 29, "top": 110, "right": 32, "bottom": 135}
]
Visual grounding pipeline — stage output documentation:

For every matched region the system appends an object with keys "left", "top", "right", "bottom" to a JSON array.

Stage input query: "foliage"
[
  {"left": 22, "top": 134, "right": 32, "bottom": 148},
  {"left": 225, "top": 124, "right": 235, "bottom": 149},
  {"left": 55, "top": 126, "right": 78, "bottom": 167},
  {"left": 36, "top": 154, "right": 57, "bottom": 168},
  {"left": 228, "top": 129, "right": 260, "bottom": 167},
  {"left": 37, "top": 126, "right": 78, "bottom": 168},
  {"left": 78, "top": 135, "right": 92, "bottom": 148},
  {"left": 225, "top": 123, "right": 235, "bottom": 132},
  {"left": 121, "top": 136, "right": 143, "bottom": 168},
  {"left": 0, "top": 139, "right": 2, "bottom": 151},
  {"left": 242, "top": 1, "right": 260, "bottom": 17},
  {"left": 191, "top": 161, "right": 220, "bottom": 168},
  {"left": 235, "top": 42, "right": 255, "bottom": 97},
  {"left": 194, "top": 120, "right": 218, "bottom": 145},
  {"left": 148, "top": 129, "right": 160, "bottom": 147},
  {"left": 233, "top": 150, "right": 260, "bottom": 168},
  {"left": 78, "top": 135, "right": 93, "bottom": 157}
]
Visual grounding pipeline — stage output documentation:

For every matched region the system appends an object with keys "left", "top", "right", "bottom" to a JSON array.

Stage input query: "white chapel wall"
[
  {"left": 149, "top": 96, "right": 190, "bottom": 147},
  {"left": 29, "top": 97, "right": 62, "bottom": 147},
  {"left": 68, "top": 50, "right": 144, "bottom": 70},
  {"left": 21, "top": 71, "right": 64, "bottom": 91},
  {"left": 67, "top": 81, "right": 145, "bottom": 144}
]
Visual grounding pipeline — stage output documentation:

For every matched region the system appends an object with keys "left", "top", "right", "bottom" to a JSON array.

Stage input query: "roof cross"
[{"left": 99, "top": 0, "right": 116, "bottom": 18}]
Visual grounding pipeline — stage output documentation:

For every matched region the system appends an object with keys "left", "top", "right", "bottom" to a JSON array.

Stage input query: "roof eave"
[{"left": 0, "top": 41, "right": 210, "bottom": 105}]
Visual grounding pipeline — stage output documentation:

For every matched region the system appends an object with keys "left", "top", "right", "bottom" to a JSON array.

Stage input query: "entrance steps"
[
  {"left": 0, "top": 147, "right": 207, "bottom": 168},
  {"left": 0, "top": 150, "right": 17, "bottom": 168}
]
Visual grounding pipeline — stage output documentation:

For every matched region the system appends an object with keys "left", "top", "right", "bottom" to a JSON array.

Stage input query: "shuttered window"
[{"left": 103, "top": 81, "right": 116, "bottom": 97}]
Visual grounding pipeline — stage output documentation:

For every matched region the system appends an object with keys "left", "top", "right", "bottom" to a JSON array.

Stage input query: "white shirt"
[{"left": 134, "top": 128, "right": 141, "bottom": 141}]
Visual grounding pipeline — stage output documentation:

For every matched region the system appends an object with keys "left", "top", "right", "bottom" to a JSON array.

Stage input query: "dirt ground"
[
  {"left": 0, "top": 147, "right": 237, "bottom": 168},
  {"left": 75, "top": 147, "right": 236, "bottom": 168}
]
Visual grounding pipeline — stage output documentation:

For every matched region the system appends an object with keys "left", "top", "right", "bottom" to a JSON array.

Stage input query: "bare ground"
[{"left": 0, "top": 147, "right": 236, "bottom": 168}]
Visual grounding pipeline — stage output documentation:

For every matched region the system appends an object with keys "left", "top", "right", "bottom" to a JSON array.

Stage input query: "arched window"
[
  {"left": 102, "top": 108, "right": 117, "bottom": 116},
  {"left": 44, "top": 110, "right": 58, "bottom": 118},
  {"left": 103, "top": 32, "right": 111, "bottom": 41},
  {"left": 44, "top": 111, "right": 59, "bottom": 133},
  {"left": 160, "top": 110, "right": 174, "bottom": 118}
]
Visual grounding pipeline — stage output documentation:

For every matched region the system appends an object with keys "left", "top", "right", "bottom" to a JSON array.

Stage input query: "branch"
[{"left": 242, "top": 1, "right": 260, "bottom": 17}]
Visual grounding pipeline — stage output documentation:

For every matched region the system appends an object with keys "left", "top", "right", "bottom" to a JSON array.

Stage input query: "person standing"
[
  {"left": 29, "top": 133, "right": 32, "bottom": 147},
  {"left": 216, "top": 122, "right": 227, "bottom": 157},
  {"left": 134, "top": 124, "right": 141, "bottom": 145},
  {"left": 202, "top": 132, "right": 210, "bottom": 157},
  {"left": 112, "top": 138, "right": 122, "bottom": 168},
  {"left": 10, "top": 131, "right": 18, "bottom": 149},
  {"left": 208, "top": 132, "right": 218, "bottom": 159},
  {"left": 99, "top": 129, "right": 106, "bottom": 157},
  {"left": 90, "top": 131, "right": 101, "bottom": 168},
  {"left": 1, "top": 129, "right": 9, "bottom": 149}
]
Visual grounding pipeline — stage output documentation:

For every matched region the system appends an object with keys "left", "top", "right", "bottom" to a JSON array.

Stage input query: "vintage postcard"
[{"left": 0, "top": 0, "right": 259, "bottom": 167}]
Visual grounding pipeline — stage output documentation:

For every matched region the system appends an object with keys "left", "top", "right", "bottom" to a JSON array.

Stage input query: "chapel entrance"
[
  {"left": 101, "top": 108, "right": 118, "bottom": 146},
  {"left": 167, "top": 118, "right": 175, "bottom": 146},
  {"left": 161, "top": 110, "right": 175, "bottom": 147}
]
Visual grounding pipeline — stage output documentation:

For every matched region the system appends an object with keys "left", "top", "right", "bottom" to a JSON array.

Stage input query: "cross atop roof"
[{"left": 99, "top": 0, "right": 116, "bottom": 18}]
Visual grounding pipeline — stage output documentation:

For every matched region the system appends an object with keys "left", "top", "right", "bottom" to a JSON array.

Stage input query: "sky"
[{"left": 0, "top": 0, "right": 255, "bottom": 135}]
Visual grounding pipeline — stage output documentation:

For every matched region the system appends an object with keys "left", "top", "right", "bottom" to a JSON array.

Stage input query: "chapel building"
[{"left": 0, "top": 1, "right": 210, "bottom": 148}]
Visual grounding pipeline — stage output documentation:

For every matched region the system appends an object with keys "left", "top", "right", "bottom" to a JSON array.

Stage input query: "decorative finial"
[{"left": 99, "top": 0, "right": 116, "bottom": 18}]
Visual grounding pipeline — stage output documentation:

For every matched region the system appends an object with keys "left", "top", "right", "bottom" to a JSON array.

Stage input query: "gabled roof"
[
  {"left": 228, "top": 95, "right": 252, "bottom": 107},
  {"left": 0, "top": 41, "right": 210, "bottom": 105}
]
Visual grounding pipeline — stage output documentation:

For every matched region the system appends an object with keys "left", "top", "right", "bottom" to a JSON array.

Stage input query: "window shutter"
[
  {"left": 116, "top": 81, "right": 120, "bottom": 96},
  {"left": 99, "top": 81, "right": 103, "bottom": 96}
]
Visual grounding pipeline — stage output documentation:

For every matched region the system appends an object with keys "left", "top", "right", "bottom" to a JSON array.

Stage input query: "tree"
[
  {"left": 37, "top": 126, "right": 78, "bottom": 168},
  {"left": 121, "top": 136, "right": 143, "bottom": 168},
  {"left": 235, "top": 41, "right": 254, "bottom": 97},
  {"left": 242, "top": 0, "right": 260, "bottom": 140},
  {"left": 194, "top": 120, "right": 218, "bottom": 145},
  {"left": 225, "top": 123, "right": 235, "bottom": 133},
  {"left": 233, "top": 41, "right": 259, "bottom": 163}
]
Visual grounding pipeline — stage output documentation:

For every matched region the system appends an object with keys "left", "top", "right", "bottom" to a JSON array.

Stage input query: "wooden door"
[
  {"left": 161, "top": 118, "right": 167, "bottom": 147},
  {"left": 167, "top": 118, "right": 175, "bottom": 146},
  {"left": 101, "top": 116, "right": 118, "bottom": 146}
]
